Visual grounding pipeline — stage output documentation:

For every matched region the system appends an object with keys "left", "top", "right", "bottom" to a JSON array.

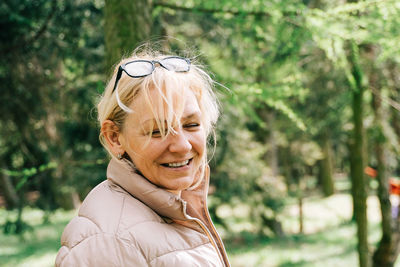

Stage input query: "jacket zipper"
[
  {"left": 182, "top": 202, "right": 228, "bottom": 267},
  {"left": 202, "top": 203, "right": 230, "bottom": 267},
  {"left": 200, "top": 169, "right": 230, "bottom": 267}
]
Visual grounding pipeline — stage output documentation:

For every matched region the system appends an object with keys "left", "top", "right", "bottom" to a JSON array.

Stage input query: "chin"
[{"left": 166, "top": 177, "right": 194, "bottom": 191}]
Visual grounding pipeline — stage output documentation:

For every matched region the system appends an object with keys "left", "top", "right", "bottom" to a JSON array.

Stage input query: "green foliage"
[
  {"left": 0, "top": 0, "right": 107, "bottom": 212},
  {"left": 1, "top": 4, "right": 400, "bottom": 263},
  {"left": 0, "top": 162, "right": 57, "bottom": 191}
]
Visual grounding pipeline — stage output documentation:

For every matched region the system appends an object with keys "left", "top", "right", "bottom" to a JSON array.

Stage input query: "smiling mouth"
[{"left": 161, "top": 158, "right": 192, "bottom": 168}]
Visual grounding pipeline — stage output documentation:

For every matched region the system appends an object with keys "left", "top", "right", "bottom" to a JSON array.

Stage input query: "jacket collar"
[
  {"left": 106, "top": 158, "right": 208, "bottom": 221},
  {"left": 107, "top": 158, "right": 229, "bottom": 267}
]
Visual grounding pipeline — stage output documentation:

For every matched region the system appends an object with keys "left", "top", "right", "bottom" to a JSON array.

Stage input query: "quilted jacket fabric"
[{"left": 55, "top": 158, "right": 229, "bottom": 266}]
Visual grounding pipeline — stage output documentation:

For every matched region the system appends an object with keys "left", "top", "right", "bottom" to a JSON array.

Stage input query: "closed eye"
[
  {"left": 184, "top": 123, "right": 200, "bottom": 129},
  {"left": 151, "top": 129, "right": 161, "bottom": 137}
]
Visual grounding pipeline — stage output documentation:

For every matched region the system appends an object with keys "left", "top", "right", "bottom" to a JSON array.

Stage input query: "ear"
[{"left": 101, "top": 120, "right": 125, "bottom": 156}]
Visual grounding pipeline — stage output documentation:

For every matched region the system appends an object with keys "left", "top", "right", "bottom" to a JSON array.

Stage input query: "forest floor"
[
  {"left": 0, "top": 189, "right": 399, "bottom": 267},
  {"left": 226, "top": 192, "right": 400, "bottom": 267}
]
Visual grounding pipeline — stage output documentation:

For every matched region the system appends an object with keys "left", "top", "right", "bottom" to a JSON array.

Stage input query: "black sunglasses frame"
[{"left": 111, "top": 56, "right": 191, "bottom": 93}]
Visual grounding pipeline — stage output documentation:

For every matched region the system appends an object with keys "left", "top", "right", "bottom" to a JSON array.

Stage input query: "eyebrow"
[
  {"left": 141, "top": 111, "right": 201, "bottom": 126},
  {"left": 183, "top": 112, "right": 201, "bottom": 120}
]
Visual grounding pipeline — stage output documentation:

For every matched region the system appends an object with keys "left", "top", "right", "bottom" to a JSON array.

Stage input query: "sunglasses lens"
[
  {"left": 160, "top": 57, "right": 190, "bottom": 72},
  {"left": 124, "top": 61, "right": 154, "bottom": 77}
]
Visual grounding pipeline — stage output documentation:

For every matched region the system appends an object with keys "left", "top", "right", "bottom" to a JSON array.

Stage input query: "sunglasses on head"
[{"left": 112, "top": 56, "right": 191, "bottom": 93}]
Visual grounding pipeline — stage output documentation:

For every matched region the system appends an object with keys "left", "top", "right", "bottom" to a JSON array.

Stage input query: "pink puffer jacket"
[{"left": 55, "top": 158, "right": 230, "bottom": 266}]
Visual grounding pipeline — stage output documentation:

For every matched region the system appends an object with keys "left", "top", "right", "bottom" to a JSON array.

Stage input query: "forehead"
[{"left": 128, "top": 87, "right": 201, "bottom": 126}]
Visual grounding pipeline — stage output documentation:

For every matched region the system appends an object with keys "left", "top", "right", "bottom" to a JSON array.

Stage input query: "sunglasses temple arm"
[{"left": 112, "top": 67, "right": 123, "bottom": 93}]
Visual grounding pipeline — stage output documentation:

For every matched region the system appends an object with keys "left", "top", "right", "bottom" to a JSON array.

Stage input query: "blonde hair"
[{"left": 97, "top": 50, "right": 219, "bottom": 187}]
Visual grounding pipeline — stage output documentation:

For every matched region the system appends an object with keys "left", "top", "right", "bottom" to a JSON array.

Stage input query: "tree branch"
[
  {"left": 153, "top": 1, "right": 299, "bottom": 17},
  {"left": 370, "top": 86, "right": 400, "bottom": 112}
]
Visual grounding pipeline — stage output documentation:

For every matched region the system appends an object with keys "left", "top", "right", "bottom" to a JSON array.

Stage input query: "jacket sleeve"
[{"left": 55, "top": 231, "right": 148, "bottom": 267}]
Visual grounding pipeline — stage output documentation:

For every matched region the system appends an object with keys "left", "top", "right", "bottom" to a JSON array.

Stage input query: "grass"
[
  {"left": 0, "top": 193, "right": 399, "bottom": 267},
  {"left": 0, "top": 208, "right": 76, "bottom": 267},
  {"left": 226, "top": 193, "right": 400, "bottom": 267},
  {"left": 227, "top": 210, "right": 371, "bottom": 266}
]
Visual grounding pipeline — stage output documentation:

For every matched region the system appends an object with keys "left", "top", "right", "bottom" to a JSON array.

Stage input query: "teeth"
[{"left": 166, "top": 160, "right": 189, "bottom": 168}]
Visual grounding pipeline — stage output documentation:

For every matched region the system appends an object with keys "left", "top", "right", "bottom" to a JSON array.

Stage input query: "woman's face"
[{"left": 119, "top": 88, "right": 206, "bottom": 194}]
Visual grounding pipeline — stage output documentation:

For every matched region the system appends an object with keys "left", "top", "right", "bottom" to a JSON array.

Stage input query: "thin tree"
[
  {"left": 347, "top": 40, "right": 369, "bottom": 267},
  {"left": 370, "top": 56, "right": 400, "bottom": 267}
]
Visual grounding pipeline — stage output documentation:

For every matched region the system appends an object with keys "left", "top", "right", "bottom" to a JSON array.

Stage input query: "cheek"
[
  {"left": 136, "top": 140, "right": 168, "bottom": 162},
  {"left": 192, "top": 131, "right": 206, "bottom": 155},
  {"left": 120, "top": 133, "right": 147, "bottom": 161}
]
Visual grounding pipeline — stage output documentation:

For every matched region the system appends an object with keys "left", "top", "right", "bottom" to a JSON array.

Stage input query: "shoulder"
[
  {"left": 80, "top": 179, "right": 164, "bottom": 231},
  {"left": 62, "top": 180, "right": 164, "bottom": 242},
  {"left": 56, "top": 180, "right": 164, "bottom": 266}
]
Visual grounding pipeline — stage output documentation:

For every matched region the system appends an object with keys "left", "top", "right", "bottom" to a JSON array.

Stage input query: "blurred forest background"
[{"left": 1, "top": 0, "right": 400, "bottom": 266}]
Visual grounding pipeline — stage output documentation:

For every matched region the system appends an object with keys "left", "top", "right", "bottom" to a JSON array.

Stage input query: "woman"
[{"left": 55, "top": 51, "right": 230, "bottom": 266}]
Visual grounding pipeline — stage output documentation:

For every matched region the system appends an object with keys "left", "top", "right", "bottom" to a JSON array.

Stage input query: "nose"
[{"left": 168, "top": 129, "right": 192, "bottom": 153}]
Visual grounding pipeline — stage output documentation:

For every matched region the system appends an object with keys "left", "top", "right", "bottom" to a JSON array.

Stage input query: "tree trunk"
[
  {"left": 298, "top": 191, "right": 304, "bottom": 234},
  {"left": 348, "top": 40, "right": 369, "bottom": 267},
  {"left": 281, "top": 147, "right": 292, "bottom": 190},
  {"left": 370, "top": 57, "right": 399, "bottom": 267},
  {"left": 265, "top": 111, "right": 279, "bottom": 177},
  {"left": 387, "top": 62, "right": 400, "bottom": 146},
  {"left": 372, "top": 141, "right": 396, "bottom": 267},
  {"left": 104, "top": 0, "right": 152, "bottom": 70},
  {"left": 0, "top": 163, "right": 20, "bottom": 209},
  {"left": 319, "top": 132, "right": 335, "bottom": 196},
  {"left": 391, "top": 107, "right": 400, "bottom": 145}
]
